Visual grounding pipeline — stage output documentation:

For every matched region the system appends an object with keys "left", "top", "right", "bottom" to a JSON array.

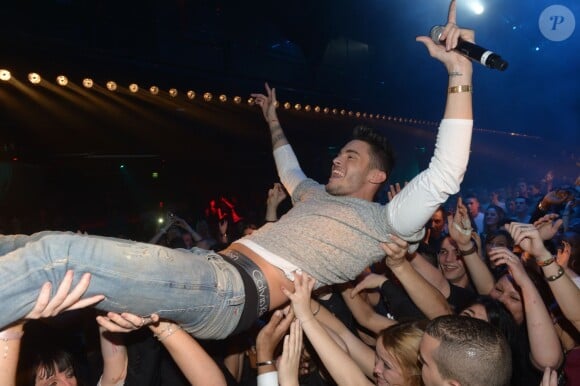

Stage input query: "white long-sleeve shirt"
[{"left": 238, "top": 119, "right": 473, "bottom": 286}]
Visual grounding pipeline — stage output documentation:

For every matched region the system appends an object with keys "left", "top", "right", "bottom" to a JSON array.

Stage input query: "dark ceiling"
[{"left": 0, "top": 0, "right": 578, "bottom": 227}]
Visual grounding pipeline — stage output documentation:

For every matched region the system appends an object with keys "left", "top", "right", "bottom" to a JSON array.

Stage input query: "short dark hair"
[
  {"left": 426, "top": 315, "right": 512, "bottom": 386},
  {"left": 32, "top": 349, "right": 78, "bottom": 384},
  {"left": 352, "top": 125, "right": 395, "bottom": 176}
]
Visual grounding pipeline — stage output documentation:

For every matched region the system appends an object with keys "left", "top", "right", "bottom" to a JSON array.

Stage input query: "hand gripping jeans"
[{"left": 0, "top": 232, "right": 245, "bottom": 339}]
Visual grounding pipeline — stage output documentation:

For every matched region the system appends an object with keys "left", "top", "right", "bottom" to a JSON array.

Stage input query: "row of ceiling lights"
[{"left": 0, "top": 69, "right": 440, "bottom": 125}]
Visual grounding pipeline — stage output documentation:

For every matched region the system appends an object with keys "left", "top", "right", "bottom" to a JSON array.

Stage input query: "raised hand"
[
  {"left": 415, "top": 0, "right": 474, "bottom": 71},
  {"left": 256, "top": 306, "right": 295, "bottom": 365},
  {"left": 281, "top": 272, "right": 316, "bottom": 323},
  {"left": 251, "top": 82, "right": 279, "bottom": 124},
  {"left": 387, "top": 182, "right": 407, "bottom": 202},
  {"left": 350, "top": 272, "right": 388, "bottom": 298},
  {"left": 277, "top": 319, "right": 303, "bottom": 386},
  {"left": 505, "top": 222, "right": 550, "bottom": 260},
  {"left": 96, "top": 311, "right": 160, "bottom": 333},
  {"left": 267, "top": 182, "right": 288, "bottom": 208},
  {"left": 540, "top": 367, "right": 558, "bottom": 386},
  {"left": 380, "top": 234, "right": 409, "bottom": 269},
  {"left": 447, "top": 197, "right": 473, "bottom": 247},
  {"left": 533, "top": 214, "right": 563, "bottom": 241},
  {"left": 488, "top": 247, "right": 530, "bottom": 286},
  {"left": 25, "top": 270, "right": 104, "bottom": 320}
]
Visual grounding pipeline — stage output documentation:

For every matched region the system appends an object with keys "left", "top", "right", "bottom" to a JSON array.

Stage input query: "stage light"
[
  {"left": 28, "top": 73, "right": 41, "bottom": 84},
  {"left": 186, "top": 90, "right": 196, "bottom": 99},
  {"left": 356, "top": 112, "right": 361, "bottom": 118},
  {"left": 348, "top": 111, "right": 353, "bottom": 116},
  {"left": 82, "top": 78, "right": 93, "bottom": 88},
  {"left": 332, "top": 108, "right": 337, "bottom": 115},
  {"left": 129, "top": 83, "right": 139, "bottom": 93},
  {"left": 203, "top": 92, "right": 213, "bottom": 101},
  {"left": 233, "top": 96, "right": 241, "bottom": 104},
  {"left": 106, "top": 81, "right": 117, "bottom": 91},
  {"left": 283, "top": 102, "right": 291, "bottom": 110},
  {"left": 169, "top": 88, "right": 178, "bottom": 97},
  {"left": 0, "top": 70, "right": 11, "bottom": 81},
  {"left": 304, "top": 105, "right": 311, "bottom": 112},
  {"left": 219, "top": 94, "right": 227, "bottom": 102},
  {"left": 468, "top": 0, "right": 484, "bottom": 14},
  {"left": 314, "top": 106, "right": 321, "bottom": 113},
  {"left": 340, "top": 109, "right": 346, "bottom": 116},
  {"left": 56, "top": 75, "right": 68, "bottom": 86},
  {"left": 150, "top": 86, "right": 159, "bottom": 95},
  {"left": 274, "top": 101, "right": 280, "bottom": 108},
  {"left": 294, "top": 103, "right": 302, "bottom": 111},
  {"left": 247, "top": 97, "right": 255, "bottom": 105},
  {"left": 323, "top": 107, "right": 330, "bottom": 114}
]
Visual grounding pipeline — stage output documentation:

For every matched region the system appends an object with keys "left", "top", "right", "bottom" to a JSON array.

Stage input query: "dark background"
[{"left": 0, "top": 0, "right": 578, "bottom": 236}]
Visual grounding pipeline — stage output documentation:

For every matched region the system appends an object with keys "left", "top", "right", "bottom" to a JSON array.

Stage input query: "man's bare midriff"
[{"left": 225, "top": 243, "right": 294, "bottom": 311}]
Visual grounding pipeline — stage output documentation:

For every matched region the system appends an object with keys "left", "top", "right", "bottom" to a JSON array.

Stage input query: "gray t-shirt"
[{"left": 245, "top": 178, "right": 421, "bottom": 286}]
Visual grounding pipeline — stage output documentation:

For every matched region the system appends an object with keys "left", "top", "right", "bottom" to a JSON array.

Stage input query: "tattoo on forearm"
[
  {"left": 449, "top": 71, "right": 463, "bottom": 77},
  {"left": 272, "top": 132, "right": 286, "bottom": 147}
]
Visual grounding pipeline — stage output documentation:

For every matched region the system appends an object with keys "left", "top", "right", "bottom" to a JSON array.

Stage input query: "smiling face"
[
  {"left": 374, "top": 339, "right": 406, "bottom": 386},
  {"left": 438, "top": 237, "right": 467, "bottom": 285},
  {"left": 325, "top": 139, "right": 385, "bottom": 200}
]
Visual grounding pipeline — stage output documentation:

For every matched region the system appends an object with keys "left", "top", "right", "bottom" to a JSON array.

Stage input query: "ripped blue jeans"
[{"left": 0, "top": 232, "right": 245, "bottom": 339}]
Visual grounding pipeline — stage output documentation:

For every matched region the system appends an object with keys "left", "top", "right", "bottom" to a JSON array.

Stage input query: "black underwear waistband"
[{"left": 219, "top": 249, "right": 270, "bottom": 335}]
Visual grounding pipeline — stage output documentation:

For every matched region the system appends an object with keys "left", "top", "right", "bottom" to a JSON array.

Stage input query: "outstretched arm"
[
  {"left": 489, "top": 244, "right": 563, "bottom": 370},
  {"left": 448, "top": 198, "right": 495, "bottom": 295},
  {"left": 382, "top": 236, "right": 452, "bottom": 318},
  {"left": 508, "top": 222, "right": 580, "bottom": 331},
  {"left": 282, "top": 273, "right": 374, "bottom": 386},
  {"left": 1, "top": 271, "right": 103, "bottom": 386},
  {"left": 252, "top": 84, "right": 306, "bottom": 196},
  {"left": 98, "top": 312, "right": 227, "bottom": 386},
  {"left": 386, "top": 1, "right": 474, "bottom": 242}
]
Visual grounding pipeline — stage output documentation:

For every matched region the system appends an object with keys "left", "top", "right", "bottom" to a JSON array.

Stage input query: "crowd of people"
[{"left": 1, "top": 1, "right": 579, "bottom": 385}]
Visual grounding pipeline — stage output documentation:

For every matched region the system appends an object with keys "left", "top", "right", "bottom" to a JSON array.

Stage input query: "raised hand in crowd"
[
  {"left": 97, "top": 311, "right": 227, "bottom": 386},
  {"left": 350, "top": 272, "right": 388, "bottom": 298},
  {"left": 255, "top": 306, "right": 295, "bottom": 384},
  {"left": 505, "top": 222, "right": 580, "bottom": 332},
  {"left": 277, "top": 319, "right": 303, "bottom": 386},
  {"left": 282, "top": 272, "right": 373, "bottom": 386},
  {"left": 540, "top": 367, "right": 558, "bottom": 386},
  {"left": 489, "top": 231, "right": 564, "bottom": 370},
  {"left": 448, "top": 197, "right": 495, "bottom": 294},
  {"left": 533, "top": 213, "right": 563, "bottom": 241},
  {"left": 265, "top": 182, "right": 288, "bottom": 222},
  {"left": 1, "top": 271, "right": 104, "bottom": 386},
  {"left": 25, "top": 270, "right": 104, "bottom": 320},
  {"left": 386, "top": 181, "right": 408, "bottom": 202}
]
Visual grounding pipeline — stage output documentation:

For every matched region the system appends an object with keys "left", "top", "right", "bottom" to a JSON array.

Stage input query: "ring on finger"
[{"left": 139, "top": 317, "right": 146, "bottom": 327}]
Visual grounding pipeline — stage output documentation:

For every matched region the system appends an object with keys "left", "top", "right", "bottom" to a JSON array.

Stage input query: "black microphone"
[{"left": 429, "top": 25, "right": 508, "bottom": 71}]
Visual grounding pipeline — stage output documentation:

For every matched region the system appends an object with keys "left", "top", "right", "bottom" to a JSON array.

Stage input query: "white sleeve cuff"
[{"left": 257, "top": 370, "right": 279, "bottom": 386}]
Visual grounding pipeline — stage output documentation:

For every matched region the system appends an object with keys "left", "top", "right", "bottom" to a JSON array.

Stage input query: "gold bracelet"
[
  {"left": 537, "top": 256, "right": 556, "bottom": 267},
  {"left": 448, "top": 85, "right": 473, "bottom": 94},
  {"left": 545, "top": 266, "right": 565, "bottom": 282}
]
